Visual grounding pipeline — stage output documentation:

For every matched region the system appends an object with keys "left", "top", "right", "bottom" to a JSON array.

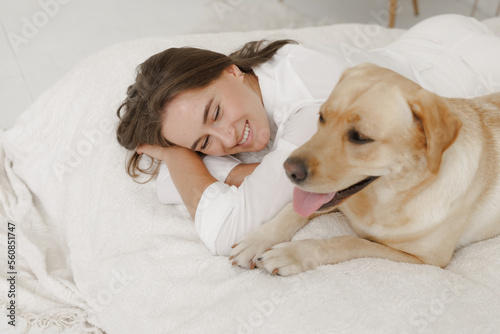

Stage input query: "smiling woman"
[
  {"left": 116, "top": 37, "right": 337, "bottom": 254},
  {"left": 115, "top": 39, "right": 299, "bottom": 226},
  {"left": 116, "top": 40, "right": 293, "bottom": 177}
]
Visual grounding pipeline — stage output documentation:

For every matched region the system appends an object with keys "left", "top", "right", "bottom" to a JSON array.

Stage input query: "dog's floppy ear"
[{"left": 409, "top": 90, "right": 462, "bottom": 174}]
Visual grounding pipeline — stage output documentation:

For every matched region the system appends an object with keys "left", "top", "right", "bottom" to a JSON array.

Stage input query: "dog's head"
[{"left": 285, "top": 63, "right": 462, "bottom": 217}]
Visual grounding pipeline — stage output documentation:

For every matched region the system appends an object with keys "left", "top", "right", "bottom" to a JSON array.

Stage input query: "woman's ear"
[{"left": 225, "top": 64, "right": 243, "bottom": 78}]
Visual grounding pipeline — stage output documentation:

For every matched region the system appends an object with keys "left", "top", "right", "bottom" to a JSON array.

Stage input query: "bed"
[{"left": 1, "top": 15, "right": 500, "bottom": 334}]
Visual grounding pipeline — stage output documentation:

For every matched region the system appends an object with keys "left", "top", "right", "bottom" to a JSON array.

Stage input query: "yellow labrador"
[{"left": 230, "top": 63, "right": 500, "bottom": 276}]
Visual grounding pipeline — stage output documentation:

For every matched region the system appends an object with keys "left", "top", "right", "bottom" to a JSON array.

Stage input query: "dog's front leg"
[
  {"left": 230, "top": 203, "right": 310, "bottom": 269},
  {"left": 258, "top": 236, "right": 423, "bottom": 276}
]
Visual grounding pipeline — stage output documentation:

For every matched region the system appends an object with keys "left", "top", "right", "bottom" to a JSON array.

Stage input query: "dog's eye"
[
  {"left": 348, "top": 129, "right": 373, "bottom": 144},
  {"left": 318, "top": 112, "right": 325, "bottom": 124}
]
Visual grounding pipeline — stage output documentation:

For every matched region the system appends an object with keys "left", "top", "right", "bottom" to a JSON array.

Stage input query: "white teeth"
[{"left": 238, "top": 123, "right": 250, "bottom": 145}]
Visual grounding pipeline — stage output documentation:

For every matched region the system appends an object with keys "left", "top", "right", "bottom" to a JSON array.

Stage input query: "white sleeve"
[
  {"left": 195, "top": 104, "right": 320, "bottom": 256},
  {"left": 156, "top": 155, "right": 241, "bottom": 205}
]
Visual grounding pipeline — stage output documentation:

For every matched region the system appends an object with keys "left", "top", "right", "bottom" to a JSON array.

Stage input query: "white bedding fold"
[{"left": 0, "top": 138, "right": 101, "bottom": 333}]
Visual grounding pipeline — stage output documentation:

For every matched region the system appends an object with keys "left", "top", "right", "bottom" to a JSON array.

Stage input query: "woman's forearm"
[
  {"left": 138, "top": 144, "right": 260, "bottom": 218},
  {"left": 161, "top": 147, "right": 217, "bottom": 219}
]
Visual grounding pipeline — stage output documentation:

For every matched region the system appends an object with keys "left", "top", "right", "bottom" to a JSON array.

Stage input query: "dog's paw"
[
  {"left": 229, "top": 228, "right": 282, "bottom": 270},
  {"left": 257, "top": 239, "right": 324, "bottom": 276}
]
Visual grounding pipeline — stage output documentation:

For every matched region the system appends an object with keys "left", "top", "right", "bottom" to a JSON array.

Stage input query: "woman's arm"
[
  {"left": 138, "top": 144, "right": 259, "bottom": 215},
  {"left": 138, "top": 145, "right": 216, "bottom": 219}
]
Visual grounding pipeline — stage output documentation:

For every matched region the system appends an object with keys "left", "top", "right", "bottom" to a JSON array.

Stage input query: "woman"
[{"left": 116, "top": 14, "right": 500, "bottom": 256}]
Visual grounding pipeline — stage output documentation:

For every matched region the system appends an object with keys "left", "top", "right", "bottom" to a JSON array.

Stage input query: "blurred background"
[{"left": 0, "top": 0, "right": 499, "bottom": 129}]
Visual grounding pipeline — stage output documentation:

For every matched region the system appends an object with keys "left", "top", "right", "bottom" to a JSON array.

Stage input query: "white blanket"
[{"left": 1, "top": 16, "right": 500, "bottom": 334}]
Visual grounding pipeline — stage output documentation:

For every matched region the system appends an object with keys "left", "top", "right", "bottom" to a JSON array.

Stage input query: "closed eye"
[
  {"left": 348, "top": 129, "right": 373, "bottom": 144},
  {"left": 214, "top": 105, "right": 221, "bottom": 122},
  {"left": 200, "top": 106, "right": 221, "bottom": 151},
  {"left": 200, "top": 136, "right": 210, "bottom": 150}
]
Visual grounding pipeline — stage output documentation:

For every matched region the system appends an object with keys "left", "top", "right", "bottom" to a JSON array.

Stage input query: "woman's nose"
[{"left": 214, "top": 125, "right": 237, "bottom": 148}]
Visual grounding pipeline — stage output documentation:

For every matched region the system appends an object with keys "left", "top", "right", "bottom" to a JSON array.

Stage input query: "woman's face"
[{"left": 161, "top": 65, "right": 271, "bottom": 156}]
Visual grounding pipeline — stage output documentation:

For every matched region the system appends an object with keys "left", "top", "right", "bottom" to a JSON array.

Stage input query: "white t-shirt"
[{"left": 157, "top": 14, "right": 500, "bottom": 255}]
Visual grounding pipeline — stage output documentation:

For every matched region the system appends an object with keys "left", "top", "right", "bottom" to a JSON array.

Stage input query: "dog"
[{"left": 229, "top": 63, "right": 500, "bottom": 276}]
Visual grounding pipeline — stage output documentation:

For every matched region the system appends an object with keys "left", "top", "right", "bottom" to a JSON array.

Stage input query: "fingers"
[
  {"left": 136, "top": 143, "right": 153, "bottom": 155},
  {"left": 135, "top": 144, "right": 167, "bottom": 161}
]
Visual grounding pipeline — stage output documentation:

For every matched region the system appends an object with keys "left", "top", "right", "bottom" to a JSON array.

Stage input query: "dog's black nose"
[{"left": 284, "top": 157, "right": 309, "bottom": 183}]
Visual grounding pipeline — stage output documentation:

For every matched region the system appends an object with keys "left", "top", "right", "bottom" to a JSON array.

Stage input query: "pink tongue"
[{"left": 293, "top": 187, "right": 336, "bottom": 217}]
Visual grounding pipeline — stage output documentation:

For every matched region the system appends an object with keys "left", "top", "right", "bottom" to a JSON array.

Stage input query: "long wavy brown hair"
[{"left": 116, "top": 39, "right": 296, "bottom": 180}]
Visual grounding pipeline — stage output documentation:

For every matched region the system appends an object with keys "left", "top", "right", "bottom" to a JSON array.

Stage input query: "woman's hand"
[
  {"left": 137, "top": 144, "right": 170, "bottom": 162},
  {"left": 137, "top": 144, "right": 200, "bottom": 167},
  {"left": 225, "top": 163, "right": 260, "bottom": 187}
]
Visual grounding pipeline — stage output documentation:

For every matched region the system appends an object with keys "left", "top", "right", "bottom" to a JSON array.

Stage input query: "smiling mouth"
[
  {"left": 318, "top": 176, "right": 379, "bottom": 211},
  {"left": 238, "top": 121, "right": 250, "bottom": 145}
]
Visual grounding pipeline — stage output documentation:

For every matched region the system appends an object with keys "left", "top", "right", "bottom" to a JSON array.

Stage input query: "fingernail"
[
  {"left": 272, "top": 268, "right": 279, "bottom": 275},
  {"left": 232, "top": 261, "right": 237, "bottom": 266},
  {"left": 228, "top": 256, "right": 233, "bottom": 260},
  {"left": 231, "top": 244, "right": 237, "bottom": 248},
  {"left": 250, "top": 263, "right": 255, "bottom": 270}
]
